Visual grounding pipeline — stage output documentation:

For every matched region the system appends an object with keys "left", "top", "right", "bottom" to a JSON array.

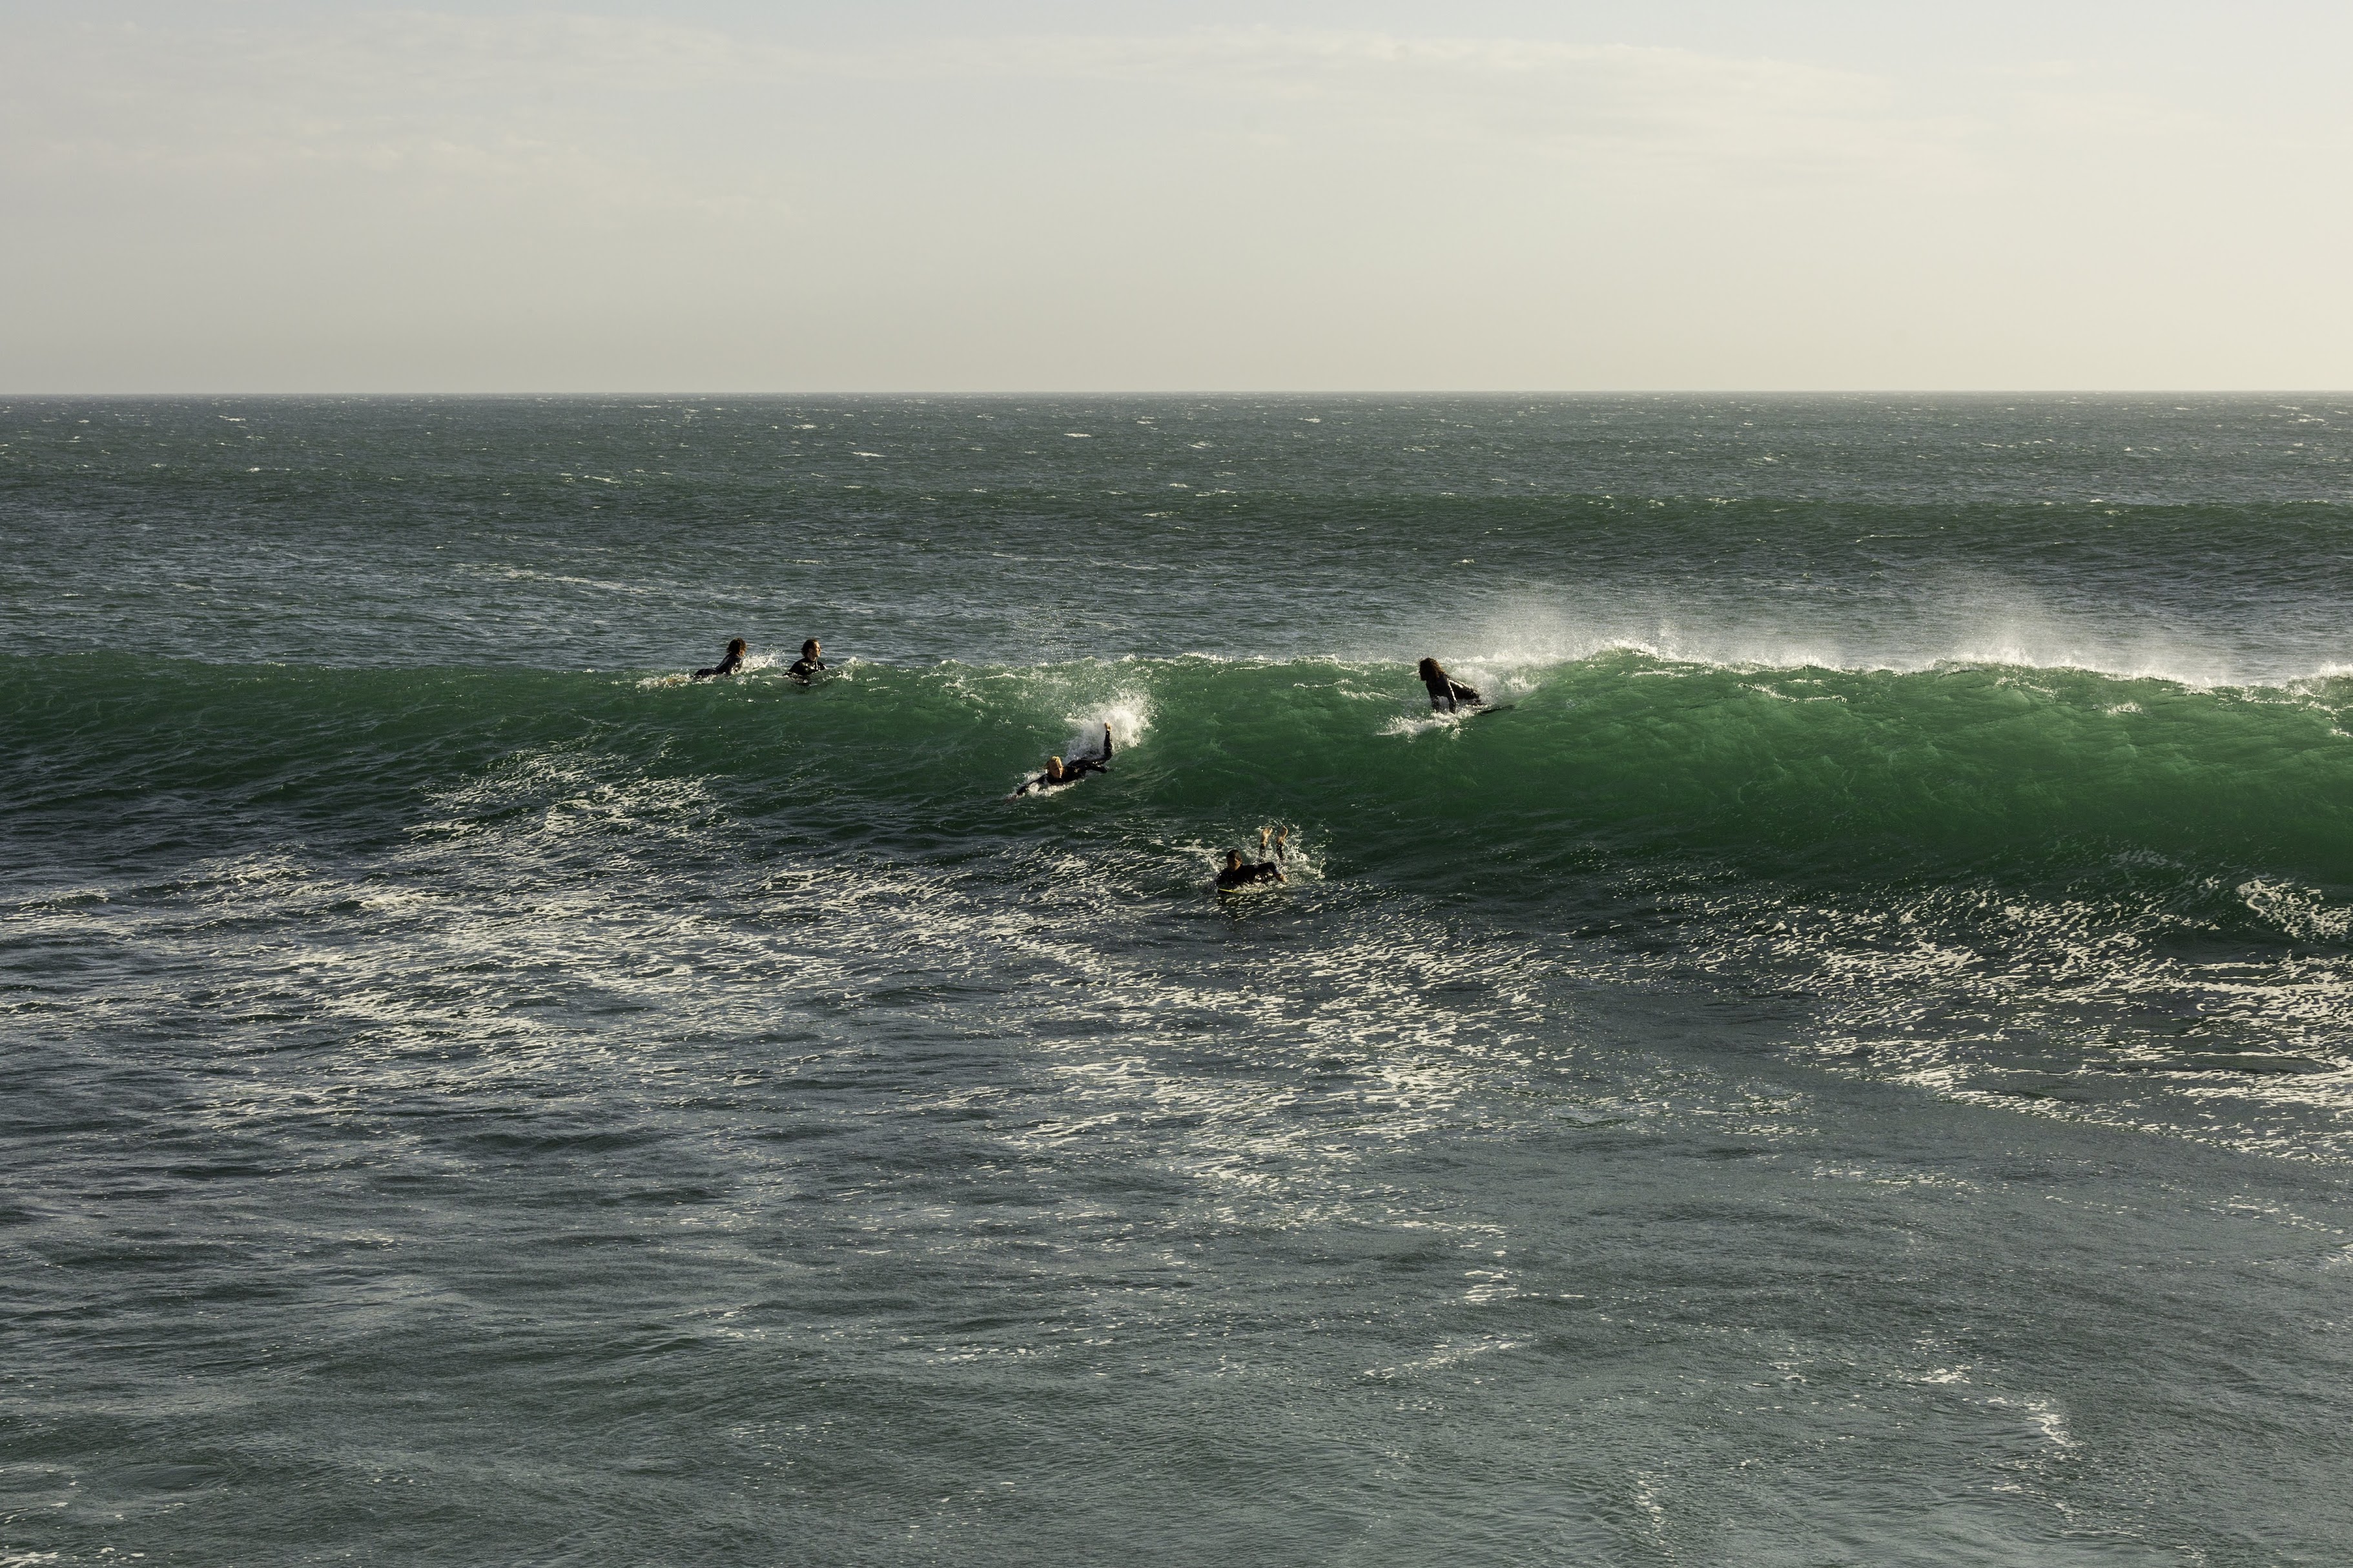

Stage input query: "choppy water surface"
[{"left": 6, "top": 396, "right": 2353, "bottom": 1565}]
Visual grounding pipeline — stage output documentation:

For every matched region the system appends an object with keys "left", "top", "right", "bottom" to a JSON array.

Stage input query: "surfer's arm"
[{"left": 1065, "top": 728, "right": 1113, "bottom": 777}]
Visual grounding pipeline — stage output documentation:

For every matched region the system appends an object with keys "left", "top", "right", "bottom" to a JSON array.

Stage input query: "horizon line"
[{"left": 5, "top": 387, "right": 2350, "bottom": 400}]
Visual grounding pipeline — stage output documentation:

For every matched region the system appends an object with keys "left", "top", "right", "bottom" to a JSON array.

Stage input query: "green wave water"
[{"left": 17, "top": 651, "right": 2353, "bottom": 889}]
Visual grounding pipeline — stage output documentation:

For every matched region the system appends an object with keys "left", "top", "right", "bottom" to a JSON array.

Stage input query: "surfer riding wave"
[
  {"left": 1011, "top": 723, "right": 1115, "bottom": 797},
  {"left": 694, "top": 638, "right": 748, "bottom": 680},
  {"left": 1418, "top": 657, "right": 1483, "bottom": 713}
]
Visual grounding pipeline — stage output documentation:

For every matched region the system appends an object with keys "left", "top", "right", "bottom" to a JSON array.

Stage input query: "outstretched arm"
[{"left": 1067, "top": 724, "right": 1113, "bottom": 775}]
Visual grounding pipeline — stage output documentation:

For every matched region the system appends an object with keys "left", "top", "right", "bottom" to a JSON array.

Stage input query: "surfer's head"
[
  {"left": 1417, "top": 657, "right": 1442, "bottom": 682},
  {"left": 802, "top": 639, "right": 819, "bottom": 658},
  {"left": 1046, "top": 757, "right": 1065, "bottom": 780},
  {"left": 1226, "top": 850, "right": 1244, "bottom": 870},
  {"left": 726, "top": 638, "right": 747, "bottom": 658}
]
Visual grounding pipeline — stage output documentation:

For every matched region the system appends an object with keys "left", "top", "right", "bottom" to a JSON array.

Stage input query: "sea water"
[{"left": 4, "top": 396, "right": 2351, "bottom": 1564}]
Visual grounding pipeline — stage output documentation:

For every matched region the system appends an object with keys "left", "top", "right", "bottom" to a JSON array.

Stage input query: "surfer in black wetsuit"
[
  {"left": 1217, "top": 828, "right": 1288, "bottom": 890},
  {"left": 1417, "top": 656, "right": 1483, "bottom": 713},
  {"left": 788, "top": 638, "right": 827, "bottom": 684},
  {"left": 694, "top": 638, "right": 748, "bottom": 680},
  {"left": 1010, "top": 723, "right": 1115, "bottom": 797}
]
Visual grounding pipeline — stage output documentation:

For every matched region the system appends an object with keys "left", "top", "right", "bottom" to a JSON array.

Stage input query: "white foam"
[
  {"left": 633, "top": 647, "right": 790, "bottom": 687},
  {"left": 1417, "top": 578, "right": 2353, "bottom": 692},
  {"left": 1084, "top": 695, "right": 1151, "bottom": 752},
  {"left": 1381, "top": 709, "right": 1466, "bottom": 740}
]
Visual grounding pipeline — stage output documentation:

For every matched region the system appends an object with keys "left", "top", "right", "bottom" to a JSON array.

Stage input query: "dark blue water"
[{"left": 5, "top": 396, "right": 2352, "bottom": 1565}]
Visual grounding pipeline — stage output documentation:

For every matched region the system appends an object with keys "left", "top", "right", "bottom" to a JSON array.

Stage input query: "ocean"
[{"left": 5, "top": 394, "right": 2352, "bottom": 1564}]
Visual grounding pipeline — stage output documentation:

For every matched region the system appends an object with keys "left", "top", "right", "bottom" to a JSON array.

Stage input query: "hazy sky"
[{"left": 3, "top": 1, "right": 2348, "bottom": 391}]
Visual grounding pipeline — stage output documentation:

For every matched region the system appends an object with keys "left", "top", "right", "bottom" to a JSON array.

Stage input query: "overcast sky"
[{"left": 3, "top": 0, "right": 2348, "bottom": 392}]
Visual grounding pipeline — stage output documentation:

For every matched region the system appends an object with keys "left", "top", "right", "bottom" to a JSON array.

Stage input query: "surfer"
[
  {"left": 1217, "top": 828, "right": 1288, "bottom": 890},
  {"left": 1417, "top": 657, "right": 1484, "bottom": 713},
  {"left": 1010, "top": 723, "right": 1115, "bottom": 797},
  {"left": 693, "top": 638, "right": 748, "bottom": 680},
  {"left": 788, "top": 638, "right": 828, "bottom": 684}
]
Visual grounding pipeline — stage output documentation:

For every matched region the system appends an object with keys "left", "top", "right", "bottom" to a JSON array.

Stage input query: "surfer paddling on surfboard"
[
  {"left": 788, "top": 638, "right": 828, "bottom": 684},
  {"left": 1010, "top": 723, "right": 1115, "bottom": 797},
  {"left": 693, "top": 638, "right": 748, "bottom": 680},
  {"left": 1217, "top": 828, "right": 1288, "bottom": 890},
  {"left": 1417, "top": 657, "right": 1484, "bottom": 713}
]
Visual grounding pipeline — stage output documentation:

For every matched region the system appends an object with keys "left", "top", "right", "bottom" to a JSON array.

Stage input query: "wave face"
[
  {"left": 17, "top": 649, "right": 2353, "bottom": 868},
  {"left": 8, "top": 396, "right": 2353, "bottom": 1566},
  {"left": 11, "top": 647, "right": 2352, "bottom": 1143}
]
